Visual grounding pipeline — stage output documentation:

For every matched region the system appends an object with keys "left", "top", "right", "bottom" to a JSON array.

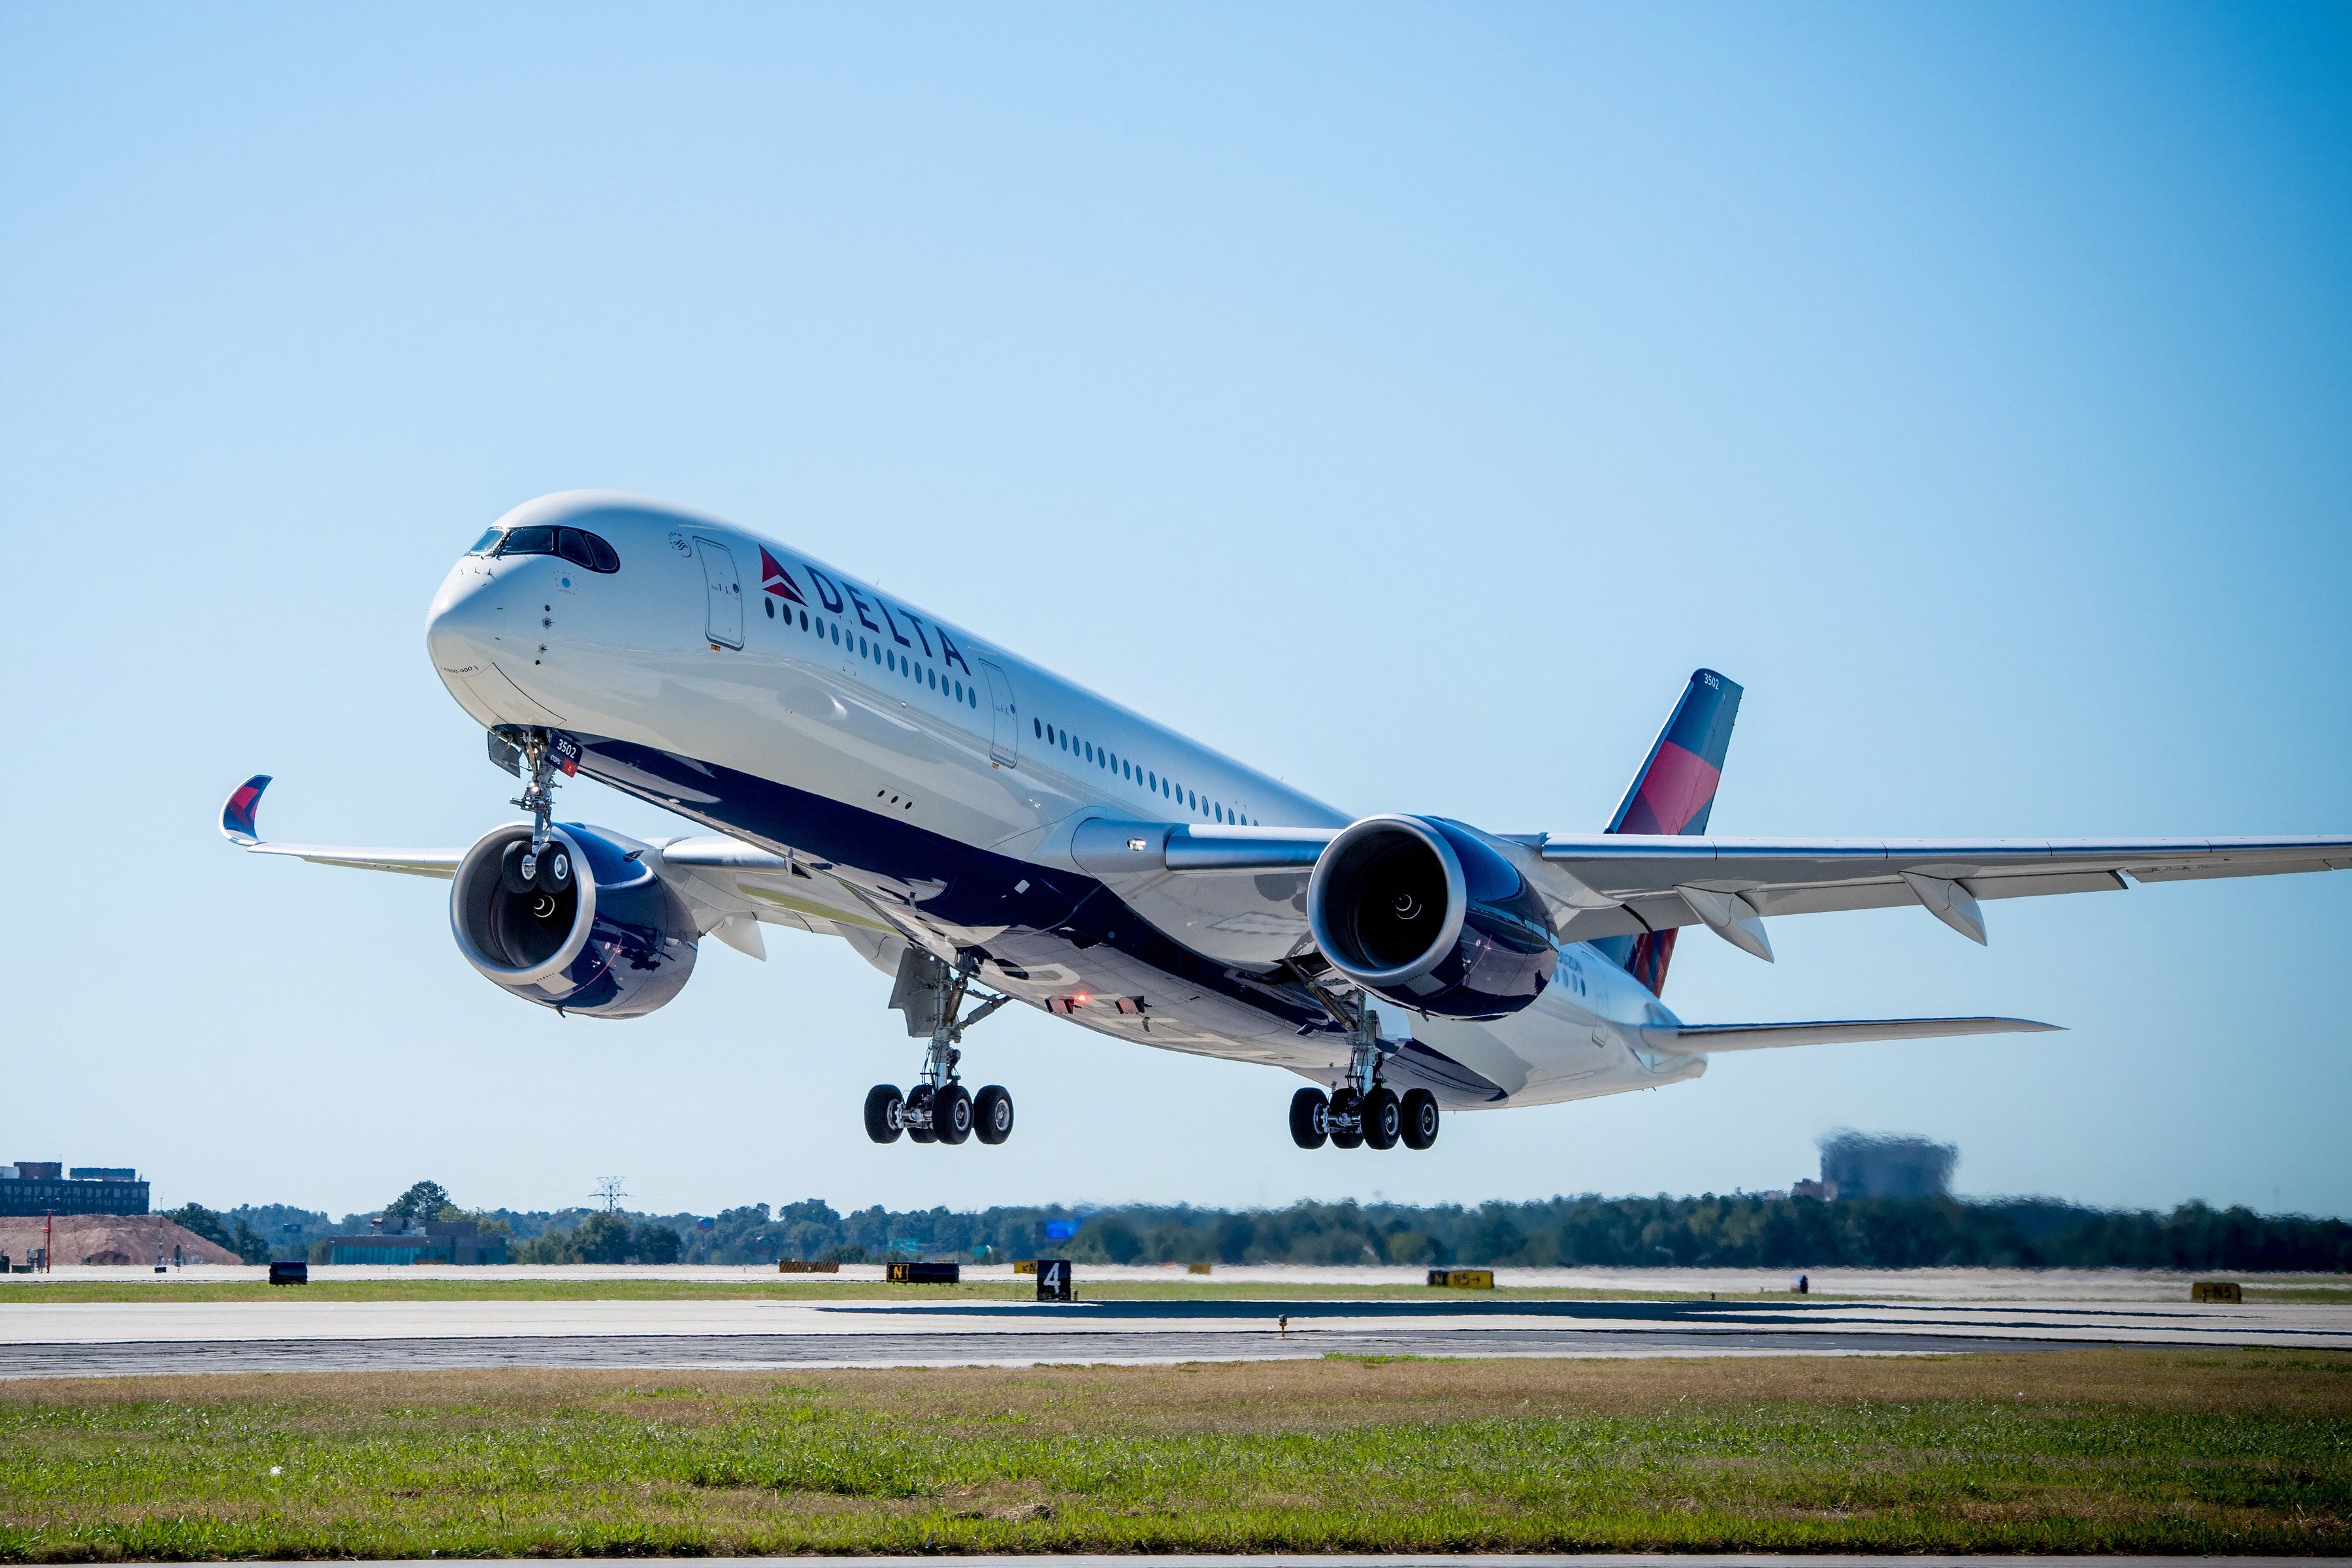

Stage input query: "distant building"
[
  {"left": 322, "top": 1218, "right": 505, "bottom": 1265},
  {"left": 0, "top": 1162, "right": 149, "bottom": 1218},
  {"left": 1818, "top": 1131, "right": 1957, "bottom": 1200}
]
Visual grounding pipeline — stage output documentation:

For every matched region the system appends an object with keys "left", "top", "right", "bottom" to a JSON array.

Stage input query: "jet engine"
[
  {"left": 449, "top": 822, "right": 698, "bottom": 1017},
  {"left": 1306, "top": 814, "right": 1556, "bottom": 1019}
]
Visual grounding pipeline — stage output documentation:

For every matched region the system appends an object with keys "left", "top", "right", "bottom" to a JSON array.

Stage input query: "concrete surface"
[
  {"left": 7, "top": 1262, "right": 2347, "bottom": 1299},
  {"left": 3, "top": 1290, "right": 2344, "bottom": 1377}
]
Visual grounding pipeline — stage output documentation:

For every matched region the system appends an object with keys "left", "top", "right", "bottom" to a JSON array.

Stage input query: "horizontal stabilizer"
[{"left": 1666, "top": 1016, "right": 2061, "bottom": 1052}]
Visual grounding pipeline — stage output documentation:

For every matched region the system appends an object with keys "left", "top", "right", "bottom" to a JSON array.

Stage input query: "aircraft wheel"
[
  {"left": 1401, "top": 1088, "right": 1440, "bottom": 1150},
  {"left": 1362, "top": 1086, "right": 1401, "bottom": 1150},
  {"left": 1328, "top": 1086, "right": 1365, "bottom": 1149},
  {"left": 1288, "top": 1086, "right": 1330, "bottom": 1150},
  {"left": 974, "top": 1085, "right": 1014, "bottom": 1145},
  {"left": 934, "top": 1083, "right": 973, "bottom": 1145},
  {"left": 905, "top": 1084, "right": 939, "bottom": 1144},
  {"left": 863, "top": 1084, "right": 904, "bottom": 1145}
]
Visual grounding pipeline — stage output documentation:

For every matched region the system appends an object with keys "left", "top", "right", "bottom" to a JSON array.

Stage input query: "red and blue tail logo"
[
  {"left": 1607, "top": 668, "right": 1740, "bottom": 836},
  {"left": 1593, "top": 669, "right": 1742, "bottom": 996}
]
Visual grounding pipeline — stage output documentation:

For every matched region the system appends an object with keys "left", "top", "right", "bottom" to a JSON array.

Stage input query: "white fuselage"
[{"left": 425, "top": 493, "right": 1701, "bottom": 1109}]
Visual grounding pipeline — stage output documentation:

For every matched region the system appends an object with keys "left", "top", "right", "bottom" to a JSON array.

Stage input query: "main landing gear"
[
  {"left": 1290, "top": 1084, "right": 1439, "bottom": 1152},
  {"left": 866, "top": 950, "right": 1016, "bottom": 1147},
  {"left": 1285, "top": 973, "right": 1440, "bottom": 1152}
]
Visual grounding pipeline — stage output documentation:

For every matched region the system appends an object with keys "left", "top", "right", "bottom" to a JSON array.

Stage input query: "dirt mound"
[{"left": 0, "top": 1215, "right": 238, "bottom": 1267}]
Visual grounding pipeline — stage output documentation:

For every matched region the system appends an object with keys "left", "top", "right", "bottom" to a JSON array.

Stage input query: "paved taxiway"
[{"left": 4, "top": 1294, "right": 2345, "bottom": 1378}]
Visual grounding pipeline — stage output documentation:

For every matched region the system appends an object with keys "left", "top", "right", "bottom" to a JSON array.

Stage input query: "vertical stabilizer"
[{"left": 1592, "top": 669, "right": 1742, "bottom": 994}]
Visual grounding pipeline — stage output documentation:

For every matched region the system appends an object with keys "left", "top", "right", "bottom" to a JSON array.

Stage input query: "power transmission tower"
[{"left": 591, "top": 1177, "right": 628, "bottom": 1214}]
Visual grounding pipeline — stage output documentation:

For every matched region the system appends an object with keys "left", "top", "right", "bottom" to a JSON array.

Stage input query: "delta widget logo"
[{"left": 759, "top": 547, "right": 808, "bottom": 606}]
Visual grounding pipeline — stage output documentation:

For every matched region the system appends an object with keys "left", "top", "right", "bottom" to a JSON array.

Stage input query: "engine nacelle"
[
  {"left": 449, "top": 823, "right": 697, "bottom": 1018},
  {"left": 1306, "top": 814, "right": 1556, "bottom": 1020}
]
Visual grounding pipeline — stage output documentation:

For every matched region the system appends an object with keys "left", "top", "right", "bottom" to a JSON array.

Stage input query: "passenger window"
[{"left": 764, "top": 598, "right": 775, "bottom": 619}]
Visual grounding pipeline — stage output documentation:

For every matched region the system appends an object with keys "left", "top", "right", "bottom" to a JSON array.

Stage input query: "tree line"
[{"left": 195, "top": 1188, "right": 2352, "bottom": 1273}]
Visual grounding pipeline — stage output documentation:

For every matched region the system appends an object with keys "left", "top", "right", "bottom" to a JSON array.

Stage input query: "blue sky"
[{"left": 4, "top": 3, "right": 2348, "bottom": 1221}]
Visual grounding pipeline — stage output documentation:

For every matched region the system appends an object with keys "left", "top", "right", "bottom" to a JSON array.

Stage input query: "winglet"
[{"left": 220, "top": 774, "right": 272, "bottom": 845}]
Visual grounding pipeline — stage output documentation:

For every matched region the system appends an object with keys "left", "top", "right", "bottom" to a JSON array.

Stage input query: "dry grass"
[{"left": 3, "top": 1349, "right": 2347, "bottom": 1558}]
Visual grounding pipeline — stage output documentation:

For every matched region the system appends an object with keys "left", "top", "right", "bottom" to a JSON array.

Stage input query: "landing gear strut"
[
  {"left": 1285, "top": 972, "right": 1439, "bottom": 1153},
  {"left": 866, "top": 950, "right": 1016, "bottom": 1147},
  {"left": 490, "top": 727, "right": 575, "bottom": 904}
]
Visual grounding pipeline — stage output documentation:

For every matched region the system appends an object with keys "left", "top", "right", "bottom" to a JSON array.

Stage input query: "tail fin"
[{"left": 1592, "top": 668, "right": 1743, "bottom": 994}]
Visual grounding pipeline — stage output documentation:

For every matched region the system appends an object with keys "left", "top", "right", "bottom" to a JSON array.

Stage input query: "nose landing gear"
[{"left": 866, "top": 951, "right": 1016, "bottom": 1147}]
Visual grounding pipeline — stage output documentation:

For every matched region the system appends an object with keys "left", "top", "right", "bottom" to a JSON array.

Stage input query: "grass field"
[
  {"left": 0, "top": 1278, "right": 1738, "bottom": 1305},
  {"left": 1, "top": 1349, "right": 2345, "bottom": 1558}
]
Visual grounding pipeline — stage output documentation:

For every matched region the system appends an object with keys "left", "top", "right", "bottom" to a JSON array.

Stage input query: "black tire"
[
  {"left": 1362, "top": 1086, "right": 1401, "bottom": 1150},
  {"left": 973, "top": 1085, "right": 1014, "bottom": 1145},
  {"left": 863, "top": 1084, "right": 904, "bottom": 1145},
  {"left": 905, "top": 1084, "right": 939, "bottom": 1144},
  {"left": 1401, "top": 1088, "right": 1440, "bottom": 1150},
  {"left": 1288, "top": 1086, "right": 1330, "bottom": 1150},
  {"left": 1328, "top": 1086, "right": 1365, "bottom": 1149},
  {"left": 500, "top": 840, "right": 534, "bottom": 896},
  {"left": 934, "top": 1083, "right": 973, "bottom": 1145},
  {"left": 534, "top": 845, "right": 574, "bottom": 894}
]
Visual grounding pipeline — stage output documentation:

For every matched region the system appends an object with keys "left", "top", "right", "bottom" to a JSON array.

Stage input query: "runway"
[{"left": 4, "top": 1292, "right": 2345, "bottom": 1378}]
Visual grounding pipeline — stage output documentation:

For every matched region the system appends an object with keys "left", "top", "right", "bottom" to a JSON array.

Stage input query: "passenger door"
[
  {"left": 978, "top": 658, "right": 1019, "bottom": 766},
  {"left": 694, "top": 538, "right": 743, "bottom": 649}
]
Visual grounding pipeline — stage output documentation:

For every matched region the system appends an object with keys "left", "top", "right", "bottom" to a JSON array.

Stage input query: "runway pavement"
[
  {"left": 278, "top": 1559, "right": 2352, "bottom": 1568},
  {"left": 3, "top": 1292, "right": 2345, "bottom": 1378}
]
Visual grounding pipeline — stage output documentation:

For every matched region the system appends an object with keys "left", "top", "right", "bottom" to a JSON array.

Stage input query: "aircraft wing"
[
  {"left": 1527, "top": 831, "right": 2352, "bottom": 953},
  {"left": 1661, "top": 1016, "right": 2061, "bottom": 1051},
  {"left": 1070, "top": 819, "right": 2352, "bottom": 958},
  {"left": 218, "top": 776, "right": 462, "bottom": 878}
]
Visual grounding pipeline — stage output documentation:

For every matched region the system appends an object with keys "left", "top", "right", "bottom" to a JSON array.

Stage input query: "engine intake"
[
  {"left": 1307, "top": 815, "right": 1556, "bottom": 1019},
  {"left": 449, "top": 823, "right": 697, "bottom": 1017}
]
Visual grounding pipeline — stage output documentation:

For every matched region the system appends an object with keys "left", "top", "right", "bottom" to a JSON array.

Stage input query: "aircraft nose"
[{"left": 425, "top": 557, "right": 507, "bottom": 676}]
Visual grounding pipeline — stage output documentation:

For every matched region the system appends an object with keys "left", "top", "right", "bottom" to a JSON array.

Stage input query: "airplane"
[{"left": 222, "top": 491, "right": 2352, "bottom": 1151}]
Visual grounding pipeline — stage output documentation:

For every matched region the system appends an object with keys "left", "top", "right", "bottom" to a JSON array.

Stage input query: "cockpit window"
[
  {"left": 494, "top": 525, "right": 620, "bottom": 573},
  {"left": 467, "top": 528, "right": 504, "bottom": 554}
]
